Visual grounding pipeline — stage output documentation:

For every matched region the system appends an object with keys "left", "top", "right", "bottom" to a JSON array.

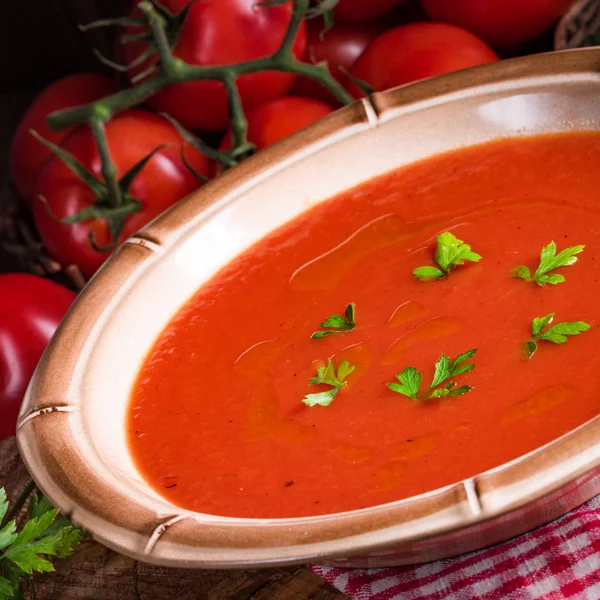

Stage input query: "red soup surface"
[{"left": 129, "top": 132, "right": 600, "bottom": 518}]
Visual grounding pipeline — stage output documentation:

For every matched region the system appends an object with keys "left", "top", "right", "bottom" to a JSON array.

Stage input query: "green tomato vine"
[{"left": 39, "top": 0, "right": 354, "bottom": 251}]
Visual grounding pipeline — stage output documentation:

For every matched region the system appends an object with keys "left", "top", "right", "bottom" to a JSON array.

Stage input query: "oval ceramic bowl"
[{"left": 16, "top": 48, "right": 600, "bottom": 569}]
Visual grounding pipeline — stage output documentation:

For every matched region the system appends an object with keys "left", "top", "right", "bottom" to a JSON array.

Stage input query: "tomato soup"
[{"left": 128, "top": 132, "right": 600, "bottom": 519}]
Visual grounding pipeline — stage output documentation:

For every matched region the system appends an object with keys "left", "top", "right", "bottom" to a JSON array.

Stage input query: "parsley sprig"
[
  {"left": 303, "top": 359, "right": 356, "bottom": 407},
  {"left": 523, "top": 313, "right": 591, "bottom": 359},
  {"left": 512, "top": 241, "right": 584, "bottom": 286},
  {"left": 413, "top": 232, "right": 482, "bottom": 281},
  {"left": 387, "top": 349, "right": 477, "bottom": 400},
  {"left": 0, "top": 487, "right": 81, "bottom": 600},
  {"left": 311, "top": 303, "right": 356, "bottom": 339}
]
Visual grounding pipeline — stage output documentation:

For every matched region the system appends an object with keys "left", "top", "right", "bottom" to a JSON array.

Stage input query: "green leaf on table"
[{"left": 0, "top": 487, "right": 82, "bottom": 598}]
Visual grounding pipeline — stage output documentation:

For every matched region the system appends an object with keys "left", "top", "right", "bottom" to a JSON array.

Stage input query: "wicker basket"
[{"left": 555, "top": 0, "right": 600, "bottom": 50}]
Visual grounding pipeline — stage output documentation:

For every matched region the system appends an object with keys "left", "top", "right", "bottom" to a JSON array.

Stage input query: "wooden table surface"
[{"left": 1, "top": 435, "right": 347, "bottom": 599}]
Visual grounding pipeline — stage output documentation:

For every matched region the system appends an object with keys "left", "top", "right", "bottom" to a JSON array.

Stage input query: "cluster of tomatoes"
[{"left": 0, "top": 0, "right": 575, "bottom": 441}]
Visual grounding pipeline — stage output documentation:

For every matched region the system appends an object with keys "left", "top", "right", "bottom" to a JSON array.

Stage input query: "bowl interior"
[{"left": 73, "top": 70, "right": 600, "bottom": 520}]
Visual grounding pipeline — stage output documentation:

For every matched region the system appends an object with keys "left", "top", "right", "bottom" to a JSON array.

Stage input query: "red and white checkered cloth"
[{"left": 312, "top": 496, "right": 600, "bottom": 599}]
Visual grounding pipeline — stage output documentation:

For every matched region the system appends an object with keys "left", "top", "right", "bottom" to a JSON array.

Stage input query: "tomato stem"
[
  {"left": 276, "top": 0, "right": 308, "bottom": 60},
  {"left": 223, "top": 75, "right": 253, "bottom": 158},
  {"left": 90, "top": 118, "right": 122, "bottom": 208},
  {"left": 139, "top": 1, "right": 177, "bottom": 79},
  {"left": 160, "top": 112, "right": 239, "bottom": 169},
  {"left": 46, "top": 0, "right": 354, "bottom": 169},
  {"left": 40, "top": 0, "right": 353, "bottom": 253}
]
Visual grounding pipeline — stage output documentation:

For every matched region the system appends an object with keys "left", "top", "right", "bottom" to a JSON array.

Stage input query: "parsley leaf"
[
  {"left": 387, "top": 349, "right": 477, "bottom": 400},
  {"left": 538, "top": 321, "right": 591, "bottom": 343},
  {"left": 428, "top": 349, "right": 477, "bottom": 390},
  {"left": 311, "top": 303, "right": 356, "bottom": 339},
  {"left": 531, "top": 313, "right": 555, "bottom": 337},
  {"left": 512, "top": 241, "right": 584, "bottom": 286},
  {"left": 524, "top": 313, "right": 591, "bottom": 358},
  {"left": 303, "top": 359, "right": 356, "bottom": 407},
  {"left": 0, "top": 490, "right": 8, "bottom": 523},
  {"left": 412, "top": 266, "right": 444, "bottom": 281},
  {"left": 386, "top": 366, "right": 422, "bottom": 399},
  {"left": 414, "top": 232, "right": 481, "bottom": 281},
  {"left": 0, "top": 487, "right": 82, "bottom": 599},
  {"left": 0, "top": 578, "right": 12, "bottom": 598}
]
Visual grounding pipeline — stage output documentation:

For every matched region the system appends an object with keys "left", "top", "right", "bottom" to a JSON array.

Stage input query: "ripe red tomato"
[
  {"left": 334, "top": 0, "right": 407, "bottom": 22},
  {"left": 292, "top": 19, "right": 383, "bottom": 104},
  {"left": 216, "top": 96, "right": 333, "bottom": 175},
  {"left": 123, "top": 0, "right": 307, "bottom": 131},
  {"left": 33, "top": 109, "right": 211, "bottom": 279},
  {"left": 0, "top": 274, "right": 75, "bottom": 441},
  {"left": 10, "top": 74, "right": 118, "bottom": 203},
  {"left": 351, "top": 22, "right": 498, "bottom": 94},
  {"left": 422, "top": 0, "right": 574, "bottom": 48}
]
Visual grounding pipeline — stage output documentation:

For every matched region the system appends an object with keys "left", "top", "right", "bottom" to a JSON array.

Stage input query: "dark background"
[
  {"left": 0, "top": 1, "right": 126, "bottom": 93},
  {"left": 0, "top": 0, "right": 124, "bottom": 276},
  {"left": 0, "top": 0, "right": 124, "bottom": 175}
]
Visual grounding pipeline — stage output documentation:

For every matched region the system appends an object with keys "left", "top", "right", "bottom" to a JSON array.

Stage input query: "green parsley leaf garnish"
[
  {"left": 387, "top": 349, "right": 477, "bottom": 400},
  {"left": 311, "top": 303, "right": 356, "bottom": 339},
  {"left": 413, "top": 232, "right": 482, "bottom": 281},
  {"left": 303, "top": 359, "right": 356, "bottom": 407},
  {"left": 387, "top": 366, "right": 422, "bottom": 399},
  {"left": 523, "top": 313, "right": 591, "bottom": 359},
  {"left": 0, "top": 487, "right": 82, "bottom": 599},
  {"left": 512, "top": 241, "right": 584, "bottom": 286}
]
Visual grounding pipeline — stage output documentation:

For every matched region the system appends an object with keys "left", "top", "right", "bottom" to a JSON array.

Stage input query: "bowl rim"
[{"left": 16, "top": 47, "right": 600, "bottom": 568}]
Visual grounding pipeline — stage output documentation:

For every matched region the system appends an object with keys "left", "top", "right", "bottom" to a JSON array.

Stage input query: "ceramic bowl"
[{"left": 17, "top": 48, "right": 600, "bottom": 569}]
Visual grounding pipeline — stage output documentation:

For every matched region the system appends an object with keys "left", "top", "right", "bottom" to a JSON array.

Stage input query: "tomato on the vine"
[
  {"left": 334, "top": 0, "right": 406, "bottom": 22},
  {"left": 351, "top": 22, "right": 498, "bottom": 94},
  {"left": 10, "top": 74, "right": 118, "bottom": 202},
  {"left": 33, "top": 109, "right": 211, "bottom": 279},
  {"left": 292, "top": 19, "right": 383, "bottom": 104},
  {"left": 216, "top": 96, "right": 333, "bottom": 174},
  {"left": 123, "top": 0, "right": 307, "bottom": 131},
  {"left": 0, "top": 274, "right": 75, "bottom": 441},
  {"left": 422, "top": 0, "right": 574, "bottom": 48}
]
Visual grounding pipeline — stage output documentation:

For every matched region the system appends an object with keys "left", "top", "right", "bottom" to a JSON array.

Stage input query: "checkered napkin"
[{"left": 312, "top": 496, "right": 600, "bottom": 599}]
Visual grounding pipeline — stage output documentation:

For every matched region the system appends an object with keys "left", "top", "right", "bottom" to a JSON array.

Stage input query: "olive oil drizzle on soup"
[{"left": 129, "top": 132, "right": 600, "bottom": 519}]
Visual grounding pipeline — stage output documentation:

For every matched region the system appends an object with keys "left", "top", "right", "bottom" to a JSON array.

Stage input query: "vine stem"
[
  {"left": 1, "top": 480, "right": 36, "bottom": 529},
  {"left": 47, "top": 0, "right": 354, "bottom": 137},
  {"left": 275, "top": 0, "right": 309, "bottom": 59},
  {"left": 139, "top": 1, "right": 186, "bottom": 80},
  {"left": 39, "top": 0, "right": 353, "bottom": 239},
  {"left": 223, "top": 75, "right": 252, "bottom": 157},
  {"left": 90, "top": 118, "right": 122, "bottom": 208}
]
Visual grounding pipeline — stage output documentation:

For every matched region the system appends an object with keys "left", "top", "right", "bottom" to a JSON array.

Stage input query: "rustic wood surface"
[{"left": 0, "top": 438, "right": 346, "bottom": 600}]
